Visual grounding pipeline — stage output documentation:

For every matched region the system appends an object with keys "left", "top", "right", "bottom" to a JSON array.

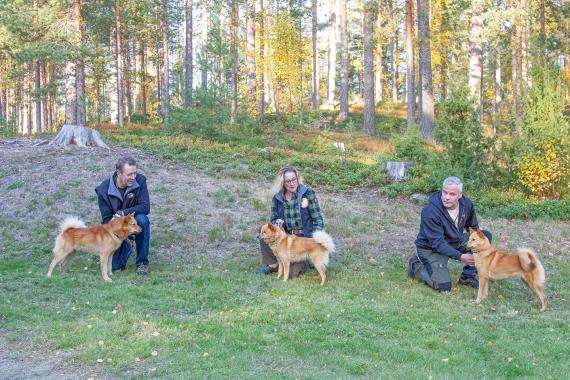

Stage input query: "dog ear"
[
  {"left": 268, "top": 224, "right": 278, "bottom": 232},
  {"left": 127, "top": 212, "right": 135, "bottom": 217}
]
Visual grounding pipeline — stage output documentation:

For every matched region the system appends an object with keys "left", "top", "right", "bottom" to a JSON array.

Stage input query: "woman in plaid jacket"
[{"left": 255, "top": 165, "right": 325, "bottom": 278}]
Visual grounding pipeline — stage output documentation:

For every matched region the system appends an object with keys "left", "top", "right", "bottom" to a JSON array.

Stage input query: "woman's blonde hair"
[{"left": 269, "top": 165, "right": 304, "bottom": 196}]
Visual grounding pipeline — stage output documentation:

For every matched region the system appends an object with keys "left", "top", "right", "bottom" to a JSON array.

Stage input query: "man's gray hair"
[
  {"left": 442, "top": 176, "right": 463, "bottom": 192},
  {"left": 115, "top": 156, "right": 137, "bottom": 171}
]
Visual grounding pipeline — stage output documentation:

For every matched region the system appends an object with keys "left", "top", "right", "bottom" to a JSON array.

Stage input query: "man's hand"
[
  {"left": 112, "top": 211, "right": 124, "bottom": 219},
  {"left": 274, "top": 219, "right": 284, "bottom": 228},
  {"left": 460, "top": 253, "right": 475, "bottom": 266}
]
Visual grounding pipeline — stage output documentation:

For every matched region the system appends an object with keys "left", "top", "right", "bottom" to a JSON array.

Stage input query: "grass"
[{"left": 1, "top": 243, "right": 568, "bottom": 378}]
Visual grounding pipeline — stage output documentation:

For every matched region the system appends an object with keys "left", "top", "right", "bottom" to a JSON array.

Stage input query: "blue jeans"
[{"left": 112, "top": 214, "right": 150, "bottom": 270}]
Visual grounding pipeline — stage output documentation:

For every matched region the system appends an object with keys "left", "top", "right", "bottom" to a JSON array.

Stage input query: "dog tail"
[
  {"left": 59, "top": 216, "right": 87, "bottom": 233},
  {"left": 313, "top": 231, "right": 336, "bottom": 253},
  {"left": 517, "top": 248, "right": 545, "bottom": 281}
]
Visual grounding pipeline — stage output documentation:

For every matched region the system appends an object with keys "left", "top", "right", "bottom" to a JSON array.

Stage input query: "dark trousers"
[
  {"left": 411, "top": 230, "right": 492, "bottom": 291},
  {"left": 112, "top": 214, "right": 150, "bottom": 270},
  {"left": 260, "top": 239, "right": 311, "bottom": 279}
]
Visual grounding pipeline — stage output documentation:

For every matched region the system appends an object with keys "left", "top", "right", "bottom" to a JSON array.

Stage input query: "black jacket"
[
  {"left": 415, "top": 191, "right": 478, "bottom": 260},
  {"left": 95, "top": 173, "right": 150, "bottom": 223}
]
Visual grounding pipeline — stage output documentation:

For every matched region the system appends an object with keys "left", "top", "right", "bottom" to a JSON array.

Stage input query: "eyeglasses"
[{"left": 284, "top": 177, "right": 297, "bottom": 184}]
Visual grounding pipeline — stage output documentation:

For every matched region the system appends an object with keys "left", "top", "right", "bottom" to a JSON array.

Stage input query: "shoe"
[
  {"left": 458, "top": 275, "right": 479, "bottom": 288},
  {"left": 407, "top": 256, "right": 420, "bottom": 278},
  {"left": 255, "top": 265, "right": 277, "bottom": 275},
  {"left": 136, "top": 264, "right": 149, "bottom": 275}
]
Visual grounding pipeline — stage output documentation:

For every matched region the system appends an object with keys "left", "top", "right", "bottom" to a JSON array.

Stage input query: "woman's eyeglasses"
[{"left": 284, "top": 178, "right": 297, "bottom": 184}]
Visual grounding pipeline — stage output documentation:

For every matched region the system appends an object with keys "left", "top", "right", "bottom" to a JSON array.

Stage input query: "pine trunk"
[
  {"left": 327, "top": 0, "right": 337, "bottom": 110},
  {"left": 375, "top": 0, "right": 383, "bottom": 104},
  {"left": 362, "top": 0, "right": 376, "bottom": 135},
  {"left": 161, "top": 0, "right": 170, "bottom": 125},
  {"left": 115, "top": 0, "right": 124, "bottom": 128},
  {"left": 337, "top": 0, "right": 349, "bottom": 122},
  {"left": 246, "top": 0, "right": 256, "bottom": 112},
  {"left": 405, "top": 0, "right": 415, "bottom": 127},
  {"left": 417, "top": 0, "right": 434, "bottom": 141},
  {"left": 512, "top": 0, "right": 523, "bottom": 125},
  {"left": 258, "top": 0, "right": 266, "bottom": 118},
  {"left": 311, "top": 0, "right": 318, "bottom": 110},
  {"left": 185, "top": 0, "right": 193, "bottom": 109},
  {"left": 201, "top": 0, "right": 209, "bottom": 90},
  {"left": 34, "top": 59, "right": 41, "bottom": 133},
  {"left": 468, "top": 0, "right": 483, "bottom": 122},
  {"left": 230, "top": 0, "right": 238, "bottom": 122}
]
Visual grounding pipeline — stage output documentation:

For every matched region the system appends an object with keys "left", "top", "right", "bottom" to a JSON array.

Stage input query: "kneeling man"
[
  {"left": 408, "top": 176, "right": 491, "bottom": 291},
  {"left": 95, "top": 156, "right": 151, "bottom": 275}
]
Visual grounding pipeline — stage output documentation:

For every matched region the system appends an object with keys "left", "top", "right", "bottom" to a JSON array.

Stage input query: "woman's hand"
[{"left": 274, "top": 219, "right": 284, "bottom": 228}]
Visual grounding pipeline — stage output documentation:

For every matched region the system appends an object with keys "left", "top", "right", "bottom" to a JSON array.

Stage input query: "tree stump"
[
  {"left": 382, "top": 161, "right": 414, "bottom": 182},
  {"left": 49, "top": 124, "right": 109, "bottom": 149}
]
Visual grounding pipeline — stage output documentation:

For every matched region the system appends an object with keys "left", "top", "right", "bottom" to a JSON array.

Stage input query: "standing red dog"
[
  {"left": 467, "top": 228, "right": 547, "bottom": 311},
  {"left": 47, "top": 214, "right": 141, "bottom": 282}
]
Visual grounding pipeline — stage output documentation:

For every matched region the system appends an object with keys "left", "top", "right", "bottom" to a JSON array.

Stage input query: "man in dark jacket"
[
  {"left": 95, "top": 156, "right": 151, "bottom": 275},
  {"left": 408, "top": 176, "right": 492, "bottom": 291}
]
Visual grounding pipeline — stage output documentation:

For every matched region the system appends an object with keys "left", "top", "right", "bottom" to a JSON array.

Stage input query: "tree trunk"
[
  {"left": 34, "top": 58, "right": 41, "bottom": 133},
  {"left": 201, "top": 0, "right": 209, "bottom": 90},
  {"left": 41, "top": 62, "right": 48, "bottom": 130},
  {"left": 246, "top": 0, "right": 256, "bottom": 112},
  {"left": 337, "top": 0, "right": 349, "bottom": 122},
  {"left": 389, "top": 0, "right": 397, "bottom": 102},
  {"left": 161, "top": 0, "right": 170, "bottom": 126},
  {"left": 185, "top": 0, "right": 193, "bottom": 109},
  {"left": 140, "top": 40, "right": 147, "bottom": 122},
  {"left": 311, "top": 0, "right": 318, "bottom": 110},
  {"left": 375, "top": 0, "right": 383, "bottom": 104},
  {"left": 417, "top": 0, "right": 434, "bottom": 141},
  {"left": 468, "top": 0, "right": 483, "bottom": 122},
  {"left": 327, "top": 0, "right": 337, "bottom": 110},
  {"left": 362, "top": 0, "right": 376, "bottom": 135},
  {"left": 115, "top": 0, "right": 124, "bottom": 128},
  {"left": 230, "top": 0, "right": 238, "bottom": 122},
  {"left": 491, "top": 51, "right": 501, "bottom": 135},
  {"left": 258, "top": 0, "right": 266, "bottom": 119},
  {"left": 125, "top": 34, "right": 133, "bottom": 124},
  {"left": 512, "top": 0, "right": 523, "bottom": 125},
  {"left": 75, "top": 0, "right": 86, "bottom": 127},
  {"left": 405, "top": 0, "right": 414, "bottom": 127}
]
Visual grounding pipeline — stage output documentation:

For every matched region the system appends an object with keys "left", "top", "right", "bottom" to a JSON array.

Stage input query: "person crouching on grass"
[
  {"left": 408, "top": 176, "right": 492, "bottom": 291},
  {"left": 256, "top": 165, "right": 325, "bottom": 279}
]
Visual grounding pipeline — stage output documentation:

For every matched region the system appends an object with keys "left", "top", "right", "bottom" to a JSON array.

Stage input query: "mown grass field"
[{"left": 0, "top": 111, "right": 569, "bottom": 378}]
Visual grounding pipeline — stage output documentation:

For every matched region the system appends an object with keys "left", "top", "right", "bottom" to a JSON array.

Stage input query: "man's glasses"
[{"left": 284, "top": 178, "right": 297, "bottom": 184}]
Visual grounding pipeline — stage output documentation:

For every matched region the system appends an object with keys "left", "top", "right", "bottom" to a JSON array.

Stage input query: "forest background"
[{"left": 0, "top": 0, "right": 569, "bottom": 217}]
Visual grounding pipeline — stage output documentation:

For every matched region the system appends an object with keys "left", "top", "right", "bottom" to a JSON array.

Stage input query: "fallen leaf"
[
  {"left": 84, "top": 267, "right": 88, "bottom": 270},
  {"left": 203, "top": 352, "right": 209, "bottom": 357},
  {"left": 507, "top": 357, "right": 513, "bottom": 362},
  {"left": 112, "top": 309, "right": 117, "bottom": 314},
  {"left": 152, "top": 331, "right": 160, "bottom": 337},
  {"left": 378, "top": 288, "right": 385, "bottom": 293},
  {"left": 439, "top": 336, "right": 446, "bottom": 341},
  {"left": 96, "top": 358, "right": 103, "bottom": 363},
  {"left": 151, "top": 351, "right": 158, "bottom": 357},
  {"left": 472, "top": 317, "right": 477, "bottom": 321},
  {"left": 487, "top": 341, "right": 493, "bottom": 348},
  {"left": 135, "top": 357, "right": 141, "bottom": 362},
  {"left": 98, "top": 340, "right": 104, "bottom": 346},
  {"left": 442, "top": 358, "right": 449, "bottom": 362},
  {"left": 142, "top": 321, "right": 149, "bottom": 325},
  {"left": 380, "top": 272, "right": 385, "bottom": 277},
  {"left": 87, "top": 324, "right": 93, "bottom": 330}
]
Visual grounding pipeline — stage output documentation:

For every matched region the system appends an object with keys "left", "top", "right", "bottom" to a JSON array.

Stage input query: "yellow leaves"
[
  {"left": 515, "top": 142, "right": 568, "bottom": 198},
  {"left": 487, "top": 341, "right": 493, "bottom": 348}
]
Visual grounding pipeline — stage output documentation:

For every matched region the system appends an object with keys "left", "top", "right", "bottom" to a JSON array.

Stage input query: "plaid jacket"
[{"left": 271, "top": 184, "right": 324, "bottom": 237}]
